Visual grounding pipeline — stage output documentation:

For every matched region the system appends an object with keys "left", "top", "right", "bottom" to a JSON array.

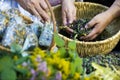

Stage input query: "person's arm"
[
  {"left": 16, "top": 0, "right": 50, "bottom": 22},
  {"left": 81, "top": 0, "right": 120, "bottom": 40},
  {"left": 107, "top": 0, "right": 120, "bottom": 19}
]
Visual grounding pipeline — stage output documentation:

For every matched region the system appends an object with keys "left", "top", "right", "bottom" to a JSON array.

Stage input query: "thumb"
[{"left": 85, "top": 18, "right": 97, "bottom": 29}]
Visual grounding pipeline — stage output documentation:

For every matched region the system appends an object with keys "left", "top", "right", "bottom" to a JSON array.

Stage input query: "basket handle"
[{"left": 45, "top": 0, "right": 57, "bottom": 50}]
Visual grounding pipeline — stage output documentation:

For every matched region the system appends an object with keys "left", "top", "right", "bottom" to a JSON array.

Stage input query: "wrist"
[
  {"left": 107, "top": 0, "right": 120, "bottom": 19},
  {"left": 106, "top": 8, "right": 120, "bottom": 21},
  {"left": 49, "top": 0, "right": 62, "bottom": 6},
  {"left": 61, "top": 0, "right": 75, "bottom": 5},
  {"left": 105, "top": 10, "right": 115, "bottom": 21}
]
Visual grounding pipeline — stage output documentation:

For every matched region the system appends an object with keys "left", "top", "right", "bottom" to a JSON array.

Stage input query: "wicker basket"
[{"left": 53, "top": 2, "right": 120, "bottom": 56}]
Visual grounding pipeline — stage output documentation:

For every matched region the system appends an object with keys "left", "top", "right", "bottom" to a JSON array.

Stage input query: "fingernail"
[
  {"left": 67, "top": 28, "right": 74, "bottom": 33},
  {"left": 41, "top": 20, "right": 44, "bottom": 23},
  {"left": 80, "top": 36, "right": 84, "bottom": 39},
  {"left": 69, "top": 20, "right": 72, "bottom": 24},
  {"left": 80, "top": 28, "right": 84, "bottom": 30},
  {"left": 47, "top": 19, "right": 50, "bottom": 23},
  {"left": 63, "top": 22, "right": 67, "bottom": 26},
  {"left": 37, "top": 16, "right": 42, "bottom": 20},
  {"left": 85, "top": 25, "right": 88, "bottom": 29}
]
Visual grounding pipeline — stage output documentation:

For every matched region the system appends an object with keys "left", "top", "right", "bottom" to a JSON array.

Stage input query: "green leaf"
[
  {"left": 0, "top": 69, "right": 16, "bottom": 80},
  {"left": 59, "top": 47, "right": 66, "bottom": 57},
  {"left": 0, "top": 56, "right": 13, "bottom": 72},
  {"left": 70, "top": 62, "right": 76, "bottom": 76},
  {"left": 15, "top": 56, "right": 28, "bottom": 65},
  {"left": 75, "top": 57, "right": 83, "bottom": 66},
  {"left": 68, "top": 50, "right": 76, "bottom": 59},
  {"left": 74, "top": 57, "right": 83, "bottom": 74},
  {"left": 10, "top": 43, "right": 23, "bottom": 54},
  {"left": 70, "top": 57, "right": 83, "bottom": 76},
  {"left": 68, "top": 41, "right": 76, "bottom": 50},
  {"left": 14, "top": 66, "right": 28, "bottom": 75},
  {"left": 54, "top": 33, "right": 65, "bottom": 47}
]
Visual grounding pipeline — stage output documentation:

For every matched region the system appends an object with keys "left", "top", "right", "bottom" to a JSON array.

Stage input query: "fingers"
[
  {"left": 39, "top": 0, "right": 49, "bottom": 12},
  {"left": 62, "top": 11, "right": 67, "bottom": 25},
  {"left": 25, "top": 0, "right": 50, "bottom": 22},
  {"left": 80, "top": 18, "right": 98, "bottom": 40},
  {"left": 81, "top": 29, "right": 98, "bottom": 41},
  {"left": 67, "top": 11, "right": 73, "bottom": 24},
  {"left": 85, "top": 18, "right": 97, "bottom": 29},
  {"left": 62, "top": 10, "right": 76, "bottom": 33},
  {"left": 62, "top": 10, "right": 76, "bottom": 25},
  {"left": 67, "top": 8, "right": 76, "bottom": 24},
  {"left": 65, "top": 26, "right": 74, "bottom": 33},
  {"left": 35, "top": 4, "right": 50, "bottom": 21},
  {"left": 28, "top": 4, "right": 49, "bottom": 22},
  {"left": 73, "top": 9, "right": 76, "bottom": 21},
  {"left": 62, "top": 11, "right": 75, "bottom": 33},
  {"left": 62, "top": 11, "right": 72, "bottom": 33},
  {"left": 29, "top": 6, "right": 42, "bottom": 20},
  {"left": 80, "top": 12, "right": 111, "bottom": 41},
  {"left": 81, "top": 24, "right": 102, "bottom": 40}
]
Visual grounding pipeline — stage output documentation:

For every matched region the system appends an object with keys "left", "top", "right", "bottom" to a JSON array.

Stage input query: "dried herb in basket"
[
  {"left": 83, "top": 52, "right": 120, "bottom": 74},
  {"left": 59, "top": 19, "right": 111, "bottom": 41}
]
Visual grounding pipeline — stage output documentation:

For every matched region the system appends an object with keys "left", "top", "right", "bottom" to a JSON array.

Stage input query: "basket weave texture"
[{"left": 53, "top": 2, "right": 120, "bottom": 56}]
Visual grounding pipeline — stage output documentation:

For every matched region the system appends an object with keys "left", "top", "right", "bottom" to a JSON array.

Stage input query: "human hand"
[
  {"left": 81, "top": 11, "right": 113, "bottom": 40},
  {"left": 62, "top": 0, "right": 76, "bottom": 25},
  {"left": 17, "top": 0, "right": 50, "bottom": 22}
]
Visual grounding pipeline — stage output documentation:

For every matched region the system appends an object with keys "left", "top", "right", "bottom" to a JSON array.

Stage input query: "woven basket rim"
[
  {"left": 58, "top": 30, "right": 120, "bottom": 44},
  {"left": 53, "top": 2, "right": 109, "bottom": 10},
  {"left": 55, "top": 2, "right": 120, "bottom": 45}
]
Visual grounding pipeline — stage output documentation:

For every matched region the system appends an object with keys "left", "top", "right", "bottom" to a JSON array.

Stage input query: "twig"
[{"left": 0, "top": 45, "right": 11, "bottom": 53}]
